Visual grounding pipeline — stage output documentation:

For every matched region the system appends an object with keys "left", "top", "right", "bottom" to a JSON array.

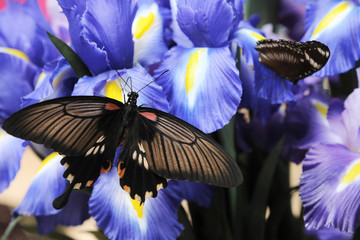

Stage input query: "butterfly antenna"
[
  {"left": 125, "top": 77, "right": 133, "bottom": 92},
  {"left": 115, "top": 69, "right": 132, "bottom": 92},
  {"left": 137, "top": 70, "right": 169, "bottom": 93}
]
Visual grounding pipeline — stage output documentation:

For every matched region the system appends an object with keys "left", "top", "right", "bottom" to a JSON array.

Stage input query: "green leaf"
[
  {"left": 244, "top": 0, "right": 279, "bottom": 27},
  {"left": 247, "top": 137, "right": 285, "bottom": 240},
  {"left": 47, "top": 32, "right": 92, "bottom": 78}
]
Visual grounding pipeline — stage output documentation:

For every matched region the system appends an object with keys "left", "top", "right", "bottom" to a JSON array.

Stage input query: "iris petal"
[
  {"left": 0, "top": 51, "right": 37, "bottom": 122},
  {"left": 339, "top": 89, "right": 360, "bottom": 152},
  {"left": 300, "top": 143, "right": 360, "bottom": 232},
  {"left": 13, "top": 153, "right": 90, "bottom": 234},
  {"left": 14, "top": 153, "right": 66, "bottom": 216},
  {"left": 35, "top": 192, "right": 90, "bottom": 234},
  {"left": 82, "top": 0, "right": 137, "bottom": 69},
  {"left": 176, "top": 0, "right": 233, "bottom": 47},
  {"left": 89, "top": 168, "right": 184, "bottom": 240},
  {"left": 133, "top": 0, "right": 168, "bottom": 66},
  {"left": 22, "top": 58, "right": 77, "bottom": 107},
  {"left": 302, "top": 0, "right": 360, "bottom": 76},
  {"left": 0, "top": 131, "right": 27, "bottom": 192},
  {"left": 155, "top": 46, "right": 242, "bottom": 133},
  {"left": 57, "top": 0, "right": 110, "bottom": 74},
  {"left": 0, "top": 0, "right": 58, "bottom": 66}
]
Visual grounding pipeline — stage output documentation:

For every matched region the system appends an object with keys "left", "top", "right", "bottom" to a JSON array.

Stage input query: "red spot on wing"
[
  {"left": 139, "top": 112, "right": 157, "bottom": 121},
  {"left": 105, "top": 102, "right": 121, "bottom": 110}
]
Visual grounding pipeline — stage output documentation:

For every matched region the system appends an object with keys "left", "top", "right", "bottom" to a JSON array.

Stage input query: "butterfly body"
[
  {"left": 3, "top": 92, "right": 242, "bottom": 209},
  {"left": 255, "top": 39, "right": 330, "bottom": 83}
]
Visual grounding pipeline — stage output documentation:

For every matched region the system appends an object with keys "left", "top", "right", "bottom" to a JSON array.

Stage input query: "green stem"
[{"left": 1, "top": 215, "right": 22, "bottom": 240}]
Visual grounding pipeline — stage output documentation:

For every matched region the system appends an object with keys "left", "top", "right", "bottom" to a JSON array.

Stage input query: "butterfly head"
[{"left": 127, "top": 92, "right": 139, "bottom": 106}]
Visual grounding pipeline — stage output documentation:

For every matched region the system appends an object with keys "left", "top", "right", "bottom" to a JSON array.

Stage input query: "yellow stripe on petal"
[
  {"left": 133, "top": 12, "right": 155, "bottom": 39},
  {"left": 0, "top": 47, "right": 30, "bottom": 62},
  {"left": 250, "top": 32, "right": 266, "bottom": 41},
  {"left": 236, "top": 29, "right": 265, "bottom": 41},
  {"left": 312, "top": 2, "right": 354, "bottom": 37},
  {"left": 313, "top": 100, "right": 328, "bottom": 118},
  {"left": 341, "top": 161, "right": 360, "bottom": 185},
  {"left": 185, "top": 48, "right": 205, "bottom": 94},
  {"left": 35, "top": 72, "right": 46, "bottom": 88},
  {"left": 36, "top": 152, "right": 60, "bottom": 173},
  {"left": 104, "top": 80, "right": 123, "bottom": 103},
  {"left": 131, "top": 198, "right": 144, "bottom": 218}
]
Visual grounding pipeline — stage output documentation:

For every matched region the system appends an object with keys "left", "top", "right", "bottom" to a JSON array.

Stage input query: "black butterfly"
[
  {"left": 3, "top": 92, "right": 243, "bottom": 209},
  {"left": 255, "top": 39, "right": 330, "bottom": 84}
]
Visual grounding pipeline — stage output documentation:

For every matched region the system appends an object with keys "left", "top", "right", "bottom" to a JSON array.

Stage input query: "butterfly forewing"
[
  {"left": 3, "top": 96, "right": 124, "bottom": 155},
  {"left": 255, "top": 39, "right": 330, "bottom": 83},
  {"left": 136, "top": 107, "right": 243, "bottom": 188}
]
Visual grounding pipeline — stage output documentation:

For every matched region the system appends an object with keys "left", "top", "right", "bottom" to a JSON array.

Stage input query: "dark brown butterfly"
[
  {"left": 3, "top": 92, "right": 243, "bottom": 209},
  {"left": 255, "top": 39, "right": 330, "bottom": 84}
]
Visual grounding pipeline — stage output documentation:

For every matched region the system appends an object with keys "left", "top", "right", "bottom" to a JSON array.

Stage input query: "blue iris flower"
[
  {"left": 154, "top": 0, "right": 244, "bottom": 133},
  {"left": 301, "top": 0, "right": 360, "bottom": 77}
]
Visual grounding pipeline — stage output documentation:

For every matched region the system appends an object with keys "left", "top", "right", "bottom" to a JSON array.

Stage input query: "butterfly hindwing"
[
  {"left": 255, "top": 39, "right": 330, "bottom": 83},
  {"left": 133, "top": 107, "right": 243, "bottom": 188},
  {"left": 2, "top": 96, "right": 125, "bottom": 155},
  {"left": 117, "top": 115, "right": 168, "bottom": 203}
]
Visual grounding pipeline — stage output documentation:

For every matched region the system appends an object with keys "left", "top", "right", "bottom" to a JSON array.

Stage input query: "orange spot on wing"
[
  {"left": 118, "top": 161, "right": 126, "bottom": 178},
  {"left": 139, "top": 112, "right": 157, "bottom": 121},
  {"left": 105, "top": 102, "right": 121, "bottom": 110},
  {"left": 100, "top": 160, "right": 112, "bottom": 175},
  {"left": 86, "top": 180, "right": 94, "bottom": 187},
  {"left": 124, "top": 185, "right": 131, "bottom": 193}
]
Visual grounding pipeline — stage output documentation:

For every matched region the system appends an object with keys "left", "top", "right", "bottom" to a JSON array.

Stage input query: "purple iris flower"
[
  {"left": 154, "top": 0, "right": 244, "bottom": 133},
  {"left": 285, "top": 83, "right": 333, "bottom": 163},
  {"left": 299, "top": 88, "right": 360, "bottom": 233},
  {"left": 301, "top": 0, "right": 360, "bottom": 77}
]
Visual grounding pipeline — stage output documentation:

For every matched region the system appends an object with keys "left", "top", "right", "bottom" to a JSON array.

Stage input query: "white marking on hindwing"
[
  {"left": 143, "top": 157, "right": 149, "bottom": 170},
  {"left": 145, "top": 191, "right": 153, "bottom": 199},
  {"left": 135, "top": 194, "right": 142, "bottom": 202},
  {"left": 132, "top": 151, "right": 138, "bottom": 160},
  {"left": 138, "top": 154, "right": 143, "bottom": 165},
  {"left": 86, "top": 146, "right": 95, "bottom": 156},
  {"left": 67, "top": 174, "right": 74, "bottom": 183},
  {"left": 138, "top": 143, "right": 145, "bottom": 153},
  {"left": 74, "top": 183, "right": 82, "bottom": 189},
  {"left": 96, "top": 135, "right": 105, "bottom": 143},
  {"left": 157, "top": 183, "right": 164, "bottom": 191},
  {"left": 93, "top": 145, "right": 100, "bottom": 155},
  {"left": 100, "top": 145, "right": 105, "bottom": 154},
  {"left": 64, "top": 162, "right": 69, "bottom": 169}
]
